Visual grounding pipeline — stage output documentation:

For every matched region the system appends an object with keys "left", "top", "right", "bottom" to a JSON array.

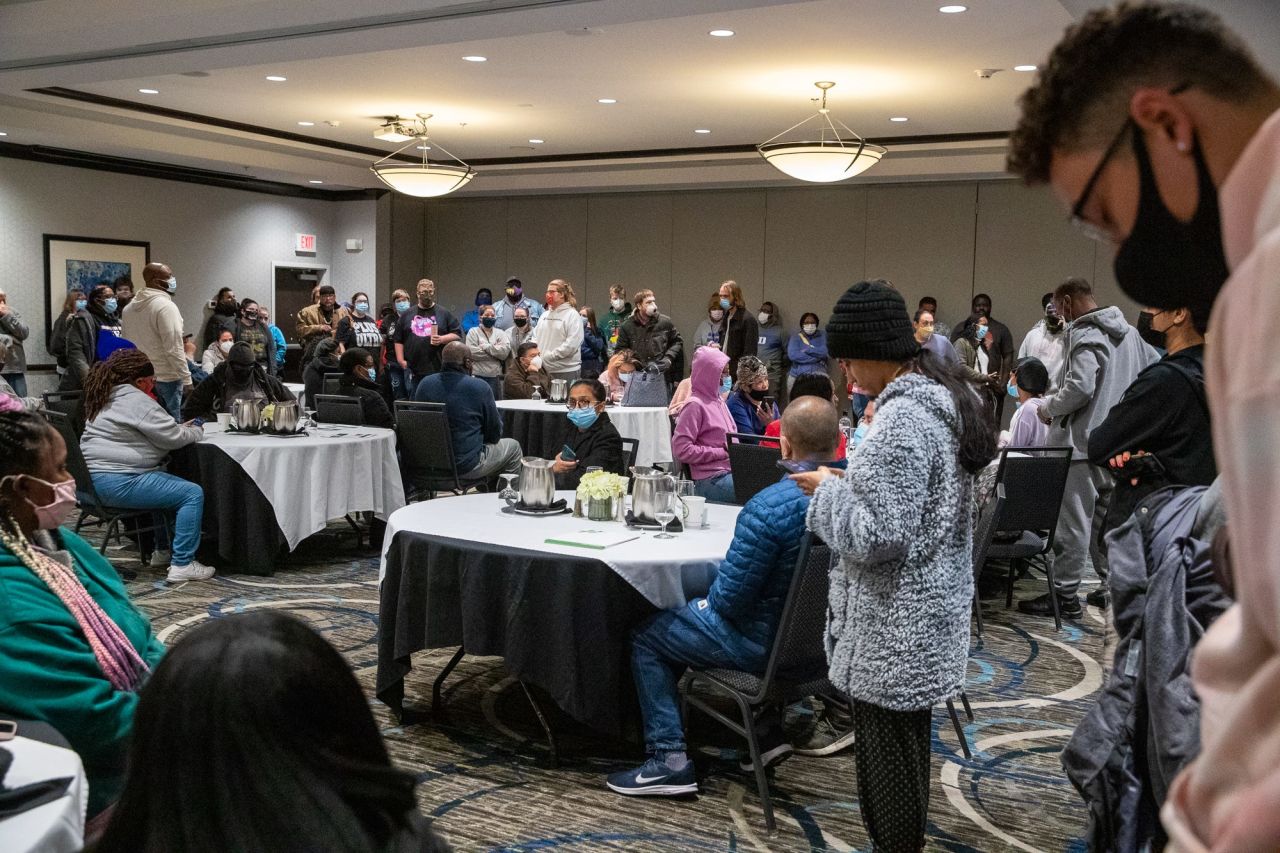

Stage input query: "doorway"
[{"left": 273, "top": 265, "right": 326, "bottom": 381}]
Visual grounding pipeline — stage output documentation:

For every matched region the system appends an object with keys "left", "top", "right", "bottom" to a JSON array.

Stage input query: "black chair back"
[
  {"left": 394, "top": 401, "right": 467, "bottom": 493},
  {"left": 757, "top": 534, "right": 832, "bottom": 691},
  {"left": 971, "top": 484, "right": 1006, "bottom": 636},
  {"left": 315, "top": 394, "right": 363, "bottom": 426},
  {"left": 322, "top": 372, "right": 342, "bottom": 396},
  {"left": 726, "top": 432, "right": 781, "bottom": 506},
  {"left": 993, "top": 446, "right": 1072, "bottom": 541},
  {"left": 43, "top": 410, "right": 102, "bottom": 510},
  {"left": 620, "top": 437, "right": 639, "bottom": 471},
  {"left": 42, "top": 391, "right": 83, "bottom": 432}
]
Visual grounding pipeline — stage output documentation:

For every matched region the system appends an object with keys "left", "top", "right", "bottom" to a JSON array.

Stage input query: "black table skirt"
[
  {"left": 377, "top": 530, "right": 658, "bottom": 738},
  {"left": 170, "top": 444, "right": 288, "bottom": 576},
  {"left": 501, "top": 405, "right": 572, "bottom": 460}
]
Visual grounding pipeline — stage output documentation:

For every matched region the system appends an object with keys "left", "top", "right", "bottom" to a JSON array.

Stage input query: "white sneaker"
[{"left": 167, "top": 560, "right": 215, "bottom": 582}]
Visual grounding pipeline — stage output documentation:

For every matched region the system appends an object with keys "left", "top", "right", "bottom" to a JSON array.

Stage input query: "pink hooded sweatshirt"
[
  {"left": 672, "top": 346, "right": 734, "bottom": 481},
  {"left": 1162, "top": 107, "right": 1280, "bottom": 851}
]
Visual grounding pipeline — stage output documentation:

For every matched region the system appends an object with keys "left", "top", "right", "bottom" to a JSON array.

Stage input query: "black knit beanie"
[{"left": 825, "top": 280, "right": 921, "bottom": 361}]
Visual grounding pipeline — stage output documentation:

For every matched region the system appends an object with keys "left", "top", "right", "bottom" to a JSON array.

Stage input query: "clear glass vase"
[{"left": 587, "top": 496, "right": 615, "bottom": 521}]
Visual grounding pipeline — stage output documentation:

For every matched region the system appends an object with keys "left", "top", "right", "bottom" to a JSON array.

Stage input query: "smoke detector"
[{"left": 974, "top": 68, "right": 1003, "bottom": 79}]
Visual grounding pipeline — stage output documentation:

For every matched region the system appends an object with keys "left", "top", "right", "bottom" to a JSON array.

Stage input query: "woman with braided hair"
[
  {"left": 0, "top": 410, "right": 165, "bottom": 818},
  {"left": 81, "top": 349, "right": 213, "bottom": 583}
]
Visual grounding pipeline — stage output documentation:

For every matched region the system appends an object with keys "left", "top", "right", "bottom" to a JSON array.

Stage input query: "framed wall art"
[{"left": 43, "top": 234, "right": 150, "bottom": 347}]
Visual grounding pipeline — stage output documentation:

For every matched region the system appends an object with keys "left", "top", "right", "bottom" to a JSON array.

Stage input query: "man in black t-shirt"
[{"left": 394, "top": 278, "right": 461, "bottom": 394}]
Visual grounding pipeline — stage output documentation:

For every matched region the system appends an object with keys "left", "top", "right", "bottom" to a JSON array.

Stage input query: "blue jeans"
[
  {"left": 2, "top": 373, "right": 26, "bottom": 397},
  {"left": 631, "top": 603, "right": 763, "bottom": 752},
  {"left": 481, "top": 375, "right": 503, "bottom": 401},
  {"left": 694, "top": 470, "right": 735, "bottom": 504},
  {"left": 154, "top": 380, "right": 183, "bottom": 421},
  {"left": 850, "top": 392, "right": 870, "bottom": 422},
  {"left": 388, "top": 363, "right": 412, "bottom": 401},
  {"left": 91, "top": 471, "right": 204, "bottom": 566}
]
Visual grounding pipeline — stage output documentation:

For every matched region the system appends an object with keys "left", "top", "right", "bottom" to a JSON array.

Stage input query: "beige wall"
[{"left": 415, "top": 179, "right": 1138, "bottom": 371}]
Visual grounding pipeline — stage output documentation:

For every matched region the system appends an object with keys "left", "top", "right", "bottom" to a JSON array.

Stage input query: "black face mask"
[
  {"left": 747, "top": 387, "right": 768, "bottom": 401},
  {"left": 228, "top": 362, "right": 255, "bottom": 382},
  {"left": 1113, "top": 131, "right": 1229, "bottom": 318},
  {"left": 513, "top": 317, "right": 528, "bottom": 328},
  {"left": 217, "top": 300, "right": 237, "bottom": 315},
  {"left": 1136, "top": 310, "right": 1167, "bottom": 350},
  {"left": 1045, "top": 315, "right": 1064, "bottom": 333}
]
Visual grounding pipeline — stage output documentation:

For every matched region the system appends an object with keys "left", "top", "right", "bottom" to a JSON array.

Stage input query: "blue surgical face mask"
[
  {"left": 976, "top": 324, "right": 988, "bottom": 340},
  {"left": 395, "top": 300, "right": 410, "bottom": 313},
  {"left": 165, "top": 276, "right": 177, "bottom": 293},
  {"left": 719, "top": 297, "right": 731, "bottom": 310},
  {"left": 567, "top": 406, "right": 599, "bottom": 429},
  {"left": 852, "top": 423, "right": 869, "bottom": 447},
  {"left": 366, "top": 367, "right": 377, "bottom": 383},
  {"left": 355, "top": 301, "right": 370, "bottom": 313},
  {"left": 1007, "top": 381, "right": 1019, "bottom": 399},
  {"left": 720, "top": 376, "right": 732, "bottom": 394},
  {"left": 619, "top": 371, "right": 633, "bottom": 384},
  {"left": 75, "top": 299, "right": 88, "bottom": 312},
  {"left": 103, "top": 297, "right": 119, "bottom": 314}
]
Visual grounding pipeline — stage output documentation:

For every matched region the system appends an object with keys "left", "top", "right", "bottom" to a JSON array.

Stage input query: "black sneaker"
[
  {"left": 1017, "top": 592, "right": 1082, "bottom": 619},
  {"left": 1085, "top": 588, "right": 1109, "bottom": 609}
]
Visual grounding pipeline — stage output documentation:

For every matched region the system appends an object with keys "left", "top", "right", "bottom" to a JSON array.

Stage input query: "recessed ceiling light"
[
  {"left": 597, "top": 98, "right": 617, "bottom": 104},
  {"left": 308, "top": 180, "right": 323, "bottom": 184},
  {"left": 265, "top": 75, "right": 287, "bottom": 82},
  {"left": 462, "top": 55, "right": 487, "bottom": 62},
  {"left": 297, "top": 121, "right": 315, "bottom": 126},
  {"left": 0, "top": 132, "right": 7, "bottom": 137},
  {"left": 709, "top": 29, "right": 735, "bottom": 37},
  {"left": 695, "top": 129, "right": 712, "bottom": 134},
  {"left": 939, "top": 4, "right": 967, "bottom": 12},
  {"left": 528, "top": 138, "right": 544, "bottom": 144},
  {"left": 890, "top": 116, "right": 909, "bottom": 122},
  {"left": 138, "top": 88, "right": 159, "bottom": 94},
  {"left": 1014, "top": 64, "right": 1037, "bottom": 72}
]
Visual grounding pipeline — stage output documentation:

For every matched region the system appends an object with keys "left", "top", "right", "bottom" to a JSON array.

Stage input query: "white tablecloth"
[
  {"left": 284, "top": 382, "right": 306, "bottom": 402},
  {"left": 202, "top": 423, "right": 406, "bottom": 549},
  {"left": 0, "top": 738, "right": 86, "bottom": 853},
  {"left": 496, "top": 399, "right": 673, "bottom": 467},
  {"left": 380, "top": 491, "right": 739, "bottom": 609}
]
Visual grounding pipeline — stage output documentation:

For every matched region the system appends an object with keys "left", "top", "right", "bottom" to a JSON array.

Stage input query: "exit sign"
[{"left": 295, "top": 233, "right": 317, "bottom": 252}]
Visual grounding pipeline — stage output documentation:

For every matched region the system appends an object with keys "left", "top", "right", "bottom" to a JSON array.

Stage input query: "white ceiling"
[{"left": 1, "top": 0, "right": 1276, "bottom": 194}]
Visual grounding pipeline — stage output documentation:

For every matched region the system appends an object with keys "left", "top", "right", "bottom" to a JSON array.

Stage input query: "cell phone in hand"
[
  {"left": 776, "top": 459, "right": 810, "bottom": 475},
  {"left": 762, "top": 396, "right": 777, "bottom": 411},
  {"left": 561, "top": 444, "right": 577, "bottom": 461},
  {"left": 1116, "top": 453, "right": 1166, "bottom": 481}
]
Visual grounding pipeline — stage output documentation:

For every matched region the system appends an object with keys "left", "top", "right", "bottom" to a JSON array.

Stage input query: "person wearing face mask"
[
  {"left": 80, "top": 350, "right": 212, "bottom": 584},
  {"left": 258, "top": 306, "right": 287, "bottom": 374},
  {"left": 183, "top": 341, "right": 294, "bottom": 421},
  {"left": 394, "top": 278, "right": 461, "bottom": 395},
  {"left": 673, "top": 347, "right": 736, "bottom": 503},
  {"left": 296, "top": 285, "right": 350, "bottom": 366},
  {"left": 1007, "top": 7, "right": 1280, "bottom": 845},
  {"left": 233, "top": 298, "right": 277, "bottom": 377},
  {"left": 0, "top": 288, "right": 29, "bottom": 399},
  {"left": 333, "top": 348, "right": 393, "bottom": 429},
  {"left": 754, "top": 302, "right": 788, "bottom": 404},
  {"left": 950, "top": 293, "right": 1015, "bottom": 420},
  {"left": 508, "top": 306, "right": 535, "bottom": 351},
  {"left": 50, "top": 288, "right": 86, "bottom": 378},
  {"left": 578, "top": 306, "right": 606, "bottom": 380},
  {"left": 602, "top": 284, "right": 632, "bottom": 355},
  {"left": 530, "top": 279, "right": 584, "bottom": 383},
  {"left": 952, "top": 313, "right": 1002, "bottom": 412},
  {"left": 121, "top": 262, "right": 190, "bottom": 421},
  {"left": 786, "top": 312, "right": 830, "bottom": 391},
  {"left": 202, "top": 287, "right": 238, "bottom": 349},
  {"left": 503, "top": 341, "right": 552, "bottom": 400},
  {"left": 917, "top": 297, "right": 950, "bottom": 340},
  {"left": 460, "top": 287, "right": 494, "bottom": 337},
  {"left": 693, "top": 293, "right": 725, "bottom": 350},
  {"left": 726, "top": 355, "right": 779, "bottom": 436},
  {"left": 1014, "top": 277, "right": 1157, "bottom": 622},
  {"left": 335, "top": 291, "right": 383, "bottom": 356},
  {"left": 999, "top": 357, "right": 1052, "bottom": 450},
  {"left": 383, "top": 289, "right": 413, "bottom": 400},
  {"left": 716, "top": 280, "right": 758, "bottom": 378},
  {"left": 182, "top": 333, "right": 208, "bottom": 384},
  {"left": 604, "top": 349, "right": 640, "bottom": 406},
  {"left": 62, "top": 284, "right": 132, "bottom": 393},
  {"left": 614, "top": 289, "right": 683, "bottom": 388},
  {"left": 552, "top": 379, "right": 626, "bottom": 490},
  {"left": 1017, "top": 293, "right": 1068, "bottom": 392},
  {"left": 0, "top": 410, "right": 167, "bottom": 820},
  {"left": 491, "top": 276, "right": 543, "bottom": 331},
  {"left": 466, "top": 303, "right": 512, "bottom": 400},
  {"left": 112, "top": 276, "right": 135, "bottom": 314},
  {"left": 911, "top": 309, "right": 961, "bottom": 367}
]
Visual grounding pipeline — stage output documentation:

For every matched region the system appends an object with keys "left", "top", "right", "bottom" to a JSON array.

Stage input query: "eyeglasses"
[{"left": 566, "top": 399, "right": 599, "bottom": 409}]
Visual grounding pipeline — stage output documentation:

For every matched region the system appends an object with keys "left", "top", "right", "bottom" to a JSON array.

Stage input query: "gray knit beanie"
[{"left": 825, "top": 280, "right": 921, "bottom": 361}]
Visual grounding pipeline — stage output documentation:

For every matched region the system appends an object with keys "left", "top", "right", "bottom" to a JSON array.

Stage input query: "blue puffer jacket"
[{"left": 694, "top": 476, "right": 812, "bottom": 652}]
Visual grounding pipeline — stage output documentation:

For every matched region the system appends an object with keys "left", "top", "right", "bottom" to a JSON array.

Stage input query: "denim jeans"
[
  {"left": 388, "top": 363, "right": 412, "bottom": 401},
  {"left": 1, "top": 373, "right": 26, "bottom": 397},
  {"left": 850, "top": 392, "right": 870, "bottom": 422},
  {"left": 91, "top": 471, "right": 204, "bottom": 566},
  {"left": 154, "top": 380, "right": 183, "bottom": 421},
  {"left": 480, "top": 375, "right": 503, "bottom": 401},
  {"left": 693, "top": 470, "right": 735, "bottom": 504},
  {"left": 631, "top": 603, "right": 763, "bottom": 752}
]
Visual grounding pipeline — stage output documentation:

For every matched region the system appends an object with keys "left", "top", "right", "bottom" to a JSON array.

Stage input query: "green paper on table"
[{"left": 545, "top": 529, "right": 642, "bottom": 550}]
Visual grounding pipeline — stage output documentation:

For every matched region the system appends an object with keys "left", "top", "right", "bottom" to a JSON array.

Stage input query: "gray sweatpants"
[
  {"left": 1050, "top": 460, "right": 1113, "bottom": 598},
  {"left": 462, "top": 438, "right": 524, "bottom": 483}
]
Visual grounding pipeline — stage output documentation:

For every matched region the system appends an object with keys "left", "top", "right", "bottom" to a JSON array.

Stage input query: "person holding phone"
[
  {"left": 726, "top": 355, "right": 779, "bottom": 436},
  {"left": 552, "top": 379, "right": 625, "bottom": 490}
]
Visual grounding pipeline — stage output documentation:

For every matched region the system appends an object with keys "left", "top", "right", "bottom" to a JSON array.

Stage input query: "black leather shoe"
[
  {"left": 1017, "top": 592, "right": 1082, "bottom": 619},
  {"left": 1085, "top": 588, "right": 1109, "bottom": 609}
]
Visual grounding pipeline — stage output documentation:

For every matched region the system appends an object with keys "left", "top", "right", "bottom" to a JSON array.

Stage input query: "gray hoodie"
[
  {"left": 81, "top": 384, "right": 203, "bottom": 473},
  {"left": 1041, "top": 306, "right": 1158, "bottom": 459}
]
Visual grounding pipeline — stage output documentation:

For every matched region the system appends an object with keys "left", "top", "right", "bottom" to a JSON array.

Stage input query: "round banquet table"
[
  {"left": 170, "top": 423, "right": 405, "bottom": 575},
  {"left": 496, "top": 398, "right": 673, "bottom": 468},
  {"left": 0, "top": 725, "right": 86, "bottom": 853},
  {"left": 376, "top": 491, "right": 740, "bottom": 737}
]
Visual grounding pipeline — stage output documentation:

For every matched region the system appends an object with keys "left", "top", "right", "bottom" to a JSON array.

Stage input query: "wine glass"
[
  {"left": 654, "top": 491, "right": 678, "bottom": 539},
  {"left": 498, "top": 474, "right": 518, "bottom": 503}
]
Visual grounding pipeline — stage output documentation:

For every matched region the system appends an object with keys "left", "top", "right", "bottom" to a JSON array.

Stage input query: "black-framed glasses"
[{"left": 566, "top": 399, "right": 600, "bottom": 410}]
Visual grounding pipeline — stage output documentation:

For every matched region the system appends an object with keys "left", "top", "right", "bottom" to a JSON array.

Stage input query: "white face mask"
[
  {"left": 529, "top": 355, "right": 543, "bottom": 371},
  {"left": 710, "top": 309, "right": 724, "bottom": 322},
  {"left": 645, "top": 303, "right": 659, "bottom": 317},
  {"left": 165, "top": 276, "right": 177, "bottom": 293},
  {"left": 611, "top": 298, "right": 624, "bottom": 311},
  {"left": 757, "top": 312, "right": 771, "bottom": 326},
  {"left": 219, "top": 340, "right": 233, "bottom": 353},
  {"left": 802, "top": 324, "right": 818, "bottom": 336}
]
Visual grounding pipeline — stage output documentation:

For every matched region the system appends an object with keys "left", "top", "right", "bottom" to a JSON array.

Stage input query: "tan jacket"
[
  {"left": 295, "top": 303, "right": 350, "bottom": 342},
  {"left": 121, "top": 287, "right": 190, "bottom": 384}
]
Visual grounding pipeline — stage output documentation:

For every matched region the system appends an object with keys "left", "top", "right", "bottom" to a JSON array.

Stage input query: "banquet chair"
[
  {"left": 986, "top": 446, "right": 1073, "bottom": 630},
  {"left": 315, "top": 394, "right": 363, "bottom": 426},
  {"left": 43, "top": 410, "right": 169, "bottom": 577},
  {"left": 725, "top": 432, "right": 781, "bottom": 506},
  {"left": 971, "top": 483, "right": 1007, "bottom": 640},
  {"left": 620, "top": 437, "right": 639, "bottom": 471},
  {"left": 322, "top": 372, "right": 342, "bottom": 397},
  {"left": 41, "top": 390, "right": 84, "bottom": 434},
  {"left": 393, "top": 401, "right": 488, "bottom": 501}
]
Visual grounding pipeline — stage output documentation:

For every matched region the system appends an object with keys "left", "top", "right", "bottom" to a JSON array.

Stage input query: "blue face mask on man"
[
  {"left": 567, "top": 406, "right": 599, "bottom": 430},
  {"left": 103, "top": 297, "right": 119, "bottom": 314},
  {"left": 1006, "top": 381, "right": 1019, "bottom": 399},
  {"left": 719, "top": 297, "right": 731, "bottom": 310}
]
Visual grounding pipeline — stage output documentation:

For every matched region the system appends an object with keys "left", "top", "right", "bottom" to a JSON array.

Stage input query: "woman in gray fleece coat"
[{"left": 792, "top": 281, "right": 995, "bottom": 853}]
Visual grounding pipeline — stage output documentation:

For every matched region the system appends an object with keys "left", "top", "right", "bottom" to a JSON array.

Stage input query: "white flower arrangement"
[{"left": 576, "top": 470, "right": 628, "bottom": 502}]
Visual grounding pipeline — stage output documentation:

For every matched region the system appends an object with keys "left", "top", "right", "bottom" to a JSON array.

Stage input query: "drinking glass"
[
  {"left": 654, "top": 491, "right": 678, "bottom": 539},
  {"left": 498, "top": 474, "right": 518, "bottom": 503}
]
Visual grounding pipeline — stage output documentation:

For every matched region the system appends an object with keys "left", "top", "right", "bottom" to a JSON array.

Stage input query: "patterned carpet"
[{"left": 120, "top": 525, "right": 1103, "bottom": 852}]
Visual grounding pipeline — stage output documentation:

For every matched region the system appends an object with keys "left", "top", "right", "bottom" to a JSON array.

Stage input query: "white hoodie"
[
  {"left": 531, "top": 302, "right": 583, "bottom": 374},
  {"left": 122, "top": 287, "right": 190, "bottom": 384}
]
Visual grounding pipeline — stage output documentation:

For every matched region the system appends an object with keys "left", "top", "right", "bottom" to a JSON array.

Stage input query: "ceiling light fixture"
[
  {"left": 709, "top": 29, "right": 735, "bottom": 37},
  {"left": 695, "top": 129, "right": 712, "bottom": 134},
  {"left": 890, "top": 116, "right": 909, "bottom": 122},
  {"left": 371, "top": 113, "right": 475, "bottom": 198},
  {"left": 528, "top": 138, "right": 544, "bottom": 144},
  {"left": 758, "top": 81, "right": 886, "bottom": 183},
  {"left": 462, "top": 55, "right": 487, "bottom": 62},
  {"left": 0, "top": 132, "right": 7, "bottom": 137},
  {"left": 309, "top": 180, "right": 323, "bottom": 184},
  {"left": 939, "top": 5, "right": 967, "bottom": 12},
  {"left": 266, "top": 75, "right": 287, "bottom": 82},
  {"left": 298, "top": 121, "right": 315, "bottom": 126},
  {"left": 138, "top": 88, "right": 159, "bottom": 94},
  {"left": 597, "top": 98, "right": 617, "bottom": 104},
  {"left": 1013, "top": 64, "right": 1037, "bottom": 72}
]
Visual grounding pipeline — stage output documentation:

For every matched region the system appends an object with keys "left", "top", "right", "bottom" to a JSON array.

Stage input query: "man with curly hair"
[{"left": 1007, "top": 3, "right": 1280, "bottom": 849}]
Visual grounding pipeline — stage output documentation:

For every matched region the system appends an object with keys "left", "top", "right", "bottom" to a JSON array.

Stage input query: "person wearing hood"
[
  {"left": 1018, "top": 292, "right": 1069, "bottom": 391},
  {"left": 302, "top": 338, "right": 341, "bottom": 409},
  {"left": 121, "top": 262, "right": 191, "bottom": 421},
  {"left": 672, "top": 347, "right": 736, "bottom": 503},
  {"left": 202, "top": 288, "right": 238, "bottom": 349},
  {"left": 491, "top": 277, "right": 543, "bottom": 331},
  {"left": 182, "top": 342, "right": 293, "bottom": 420},
  {"left": 601, "top": 284, "right": 631, "bottom": 355},
  {"left": 551, "top": 379, "right": 626, "bottom": 491},
  {"left": 333, "top": 347, "right": 393, "bottom": 429},
  {"left": 1017, "top": 276, "right": 1157, "bottom": 621},
  {"left": 460, "top": 288, "right": 493, "bottom": 336},
  {"left": 726, "top": 355, "right": 779, "bottom": 436},
  {"left": 614, "top": 289, "right": 683, "bottom": 388},
  {"left": 755, "top": 302, "right": 788, "bottom": 403},
  {"left": 61, "top": 284, "right": 131, "bottom": 393}
]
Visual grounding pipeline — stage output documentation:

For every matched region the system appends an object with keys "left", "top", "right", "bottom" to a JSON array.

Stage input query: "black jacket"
[
  {"left": 181, "top": 361, "right": 293, "bottom": 420},
  {"left": 202, "top": 311, "right": 238, "bottom": 349},
  {"left": 556, "top": 411, "right": 626, "bottom": 490},
  {"left": 615, "top": 313, "right": 684, "bottom": 385},
  {"left": 303, "top": 355, "right": 340, "bottom": 408},
  {"left": 336, "top": 375, "right": 394, "bottom": 428},
  {"left": 718, "top": 308, "right": 758, "bottom": 378},
  {"left": 59, "top": 309, "right": 114, "bottom": 391}
]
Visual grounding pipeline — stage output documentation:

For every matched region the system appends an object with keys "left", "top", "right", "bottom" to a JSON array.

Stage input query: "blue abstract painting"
[{"left": 65, "top": 259, "right": 132, "bottom": 293}]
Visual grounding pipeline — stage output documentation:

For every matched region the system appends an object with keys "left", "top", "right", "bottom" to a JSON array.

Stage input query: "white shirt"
[{"left": 1018, "top": 319, "right": 1068, "bottom": 391}]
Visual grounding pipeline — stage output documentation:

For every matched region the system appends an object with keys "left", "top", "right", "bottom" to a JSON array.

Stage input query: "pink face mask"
[{"left": 4, "top": 475, "right": 78, "bottom": 529}]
